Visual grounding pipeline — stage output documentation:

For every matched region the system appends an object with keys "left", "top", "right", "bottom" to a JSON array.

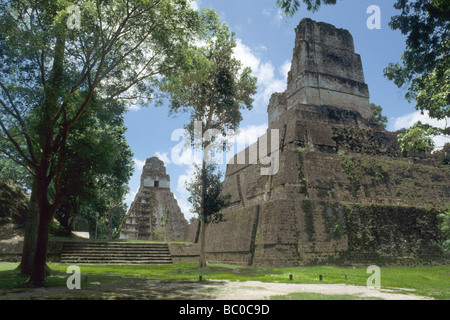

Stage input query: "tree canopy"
[
  {"left": 370, "top": 103, "right": 388, "bottom": 128},
  {"left": 276, "top": 0, "right": 337, "bottom": 16},
  {"left": 161, "top": 15, "right": 257, "bottom": 134},
  {"left": 186, "top": 163, "right": 230, "bottom": 225},
  {"left": 160, "top": 14, "right": 257, "bottom": 267},
  {"left": 397, "top": 121, "right": 442, "bottom": 156},
  {"left": 0, "top": 0, "right": 217, "bottom": 284},
  {"left": 384, "top": 0, "right": 449, "bottom": 121}
]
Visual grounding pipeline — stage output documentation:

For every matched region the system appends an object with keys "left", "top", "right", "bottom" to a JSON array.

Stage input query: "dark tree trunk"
[
  {"left": 198, "top": 162, "right": 207, "bottom": 268},
  {"left": 28, "top": 206, "right": 52, "bottom": 285},
  {"left": 18, "top": 185, "right": 39, "bottom": 276},
  {"left": 26, "top": 158, "right": 60, "bottom": 286}
]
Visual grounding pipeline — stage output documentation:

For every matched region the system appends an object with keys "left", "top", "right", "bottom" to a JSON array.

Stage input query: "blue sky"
[{"left": 123, "top": 0, "right": 449, "bottom": 220}]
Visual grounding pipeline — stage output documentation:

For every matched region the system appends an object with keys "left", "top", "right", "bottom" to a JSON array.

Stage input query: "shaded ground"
[
  {"left": 0, "top": 278, "right": 433, "bottom": 300},
  {"left": 0, "top": 278, "right": 215, "bottom": 300}
]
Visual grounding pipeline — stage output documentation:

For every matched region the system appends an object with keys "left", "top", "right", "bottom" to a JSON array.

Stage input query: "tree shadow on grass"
[
  {"left": 0, "top": 269, "right": 225, "bottom": 300},
  {"left": 47, "top": 278, "right": 224, "bottom": 300}
]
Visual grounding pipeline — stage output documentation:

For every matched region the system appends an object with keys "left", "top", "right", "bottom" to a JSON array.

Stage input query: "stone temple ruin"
[
  {"left": 175, "top": 18, "right": 449, "bottom": 266},
  {"left": 120, "top": 157, "right": 187, "bottom": 241}
]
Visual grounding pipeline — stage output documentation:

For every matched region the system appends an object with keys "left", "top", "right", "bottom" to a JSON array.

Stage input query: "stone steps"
[{"left": 61, "top": 242, "right": 173, "bottom": 265}]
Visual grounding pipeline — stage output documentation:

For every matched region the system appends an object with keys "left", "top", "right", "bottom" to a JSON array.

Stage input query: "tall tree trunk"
[
  {"left": 198, "top": 216, "right": 207, "bottom": 268},
  {"left": 25, "top": 24, "right": 66, "bottom": 285},
  {"left": 18, "top": 184, "right": 39, "bottom": 275},
  {"left": 198, "top": 161, "right": 207, "bottom": 268},
  {"left": 28, "top": 204, "right": 52, "bottom": 285},
  {"left": 27, "top": 158, "right": 60, "bottom": 285}
]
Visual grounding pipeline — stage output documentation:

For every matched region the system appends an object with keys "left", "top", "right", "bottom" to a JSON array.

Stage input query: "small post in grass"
[
  {"left": 319, "top": 275, "right": 323, "bottom": 281},
  {"left": 289, "top": 274, "right": 293, "bottom": 281},
  {"left": 199, "top": 275, "right": 203, "bottom": 282}
]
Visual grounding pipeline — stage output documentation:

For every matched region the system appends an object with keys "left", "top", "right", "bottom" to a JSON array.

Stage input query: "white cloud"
[
  {"left": 233, "top": 39, "right": 288, "bottom": 110},
  {"left": 155, "top": 151, "right": 171, "bottom": 164},
  {"left": 279, "top": 60, "right": 291, "bottom": 79},
  {"left": 124, "top": 186, "right": 139, "bottom": 209},
  {"left": 126, "top": 104, "right": 141, "bottom": 112},
  {"left": 175, "top": 163, "right": 197, "bottom": 221},
  {"left": 389, "top": 110, "right": 450, "bottom": 149},
  {"left": 133, "top": 158, "right": 146, "bottom": 172},
  {"left": 234, "top": 39, "right": 260, "bottom": 73},
  {"left": 258, "top": 62, "right": 275, "bottom": 85},
  {"left": 390, "top": 110, "right": 448, "bottom": 131}
]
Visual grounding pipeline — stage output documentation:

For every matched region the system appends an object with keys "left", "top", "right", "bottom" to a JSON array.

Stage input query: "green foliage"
[
  {"left": 384, "top": 0, "right": 450, "bottom": 120},
  {"left": 186, "top": 163, "right": 230, "bottom": 224},
  {"left": 0, "top": 157, "right": 32, "bottom": 189},
  {"left": 397, "top": 121, "right": 441, "bottom": 156},
  {"left": 338, "top": 153, "right": 393, "bottom": 195},
  {"left": 438, "top": 205, "right": 450, "bottom": 252},
  {"left": 370, "top": 103, "right": 388, "bottom": 128},
  {"left": 160, "top": 12, "right": 256, "bottom": 271},
  {"left": 0, "top": 0, "right": 212, "bottom": 201},
  {"left": 337, "top": 151, "right": 362, "bottom": 191},
  {"left": 276, "top": 0, "right": 338, "bottom": 16},
  {"left": 0, "top": 0, "right": 220, "bottom": 282},
  {"left": 55, "top": 120, "right": 134, "bottom": 237},
  {"left": 153, "top": 229, "right": 167, "bottom": 241},
  {"left": 322, "top": 203, "right": 346, "bottom": 240},
  {"left": 344, "top": 204, "right": 444, "bottom": 261},
  {"left": 433, "top": 143, "right": 450, "bottom": 166},
  {"left": 160, "top": 13, "right": 257, "bottom": 135}
]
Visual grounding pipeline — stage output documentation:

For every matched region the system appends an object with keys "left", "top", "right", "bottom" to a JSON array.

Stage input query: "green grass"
[{"left": 1, "top": 262, "right": 449, "bottom": 300}]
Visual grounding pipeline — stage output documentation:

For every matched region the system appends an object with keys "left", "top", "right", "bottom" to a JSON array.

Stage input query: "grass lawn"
[{"left": 0, "top": 262, "right": 449, "bottom": 300}]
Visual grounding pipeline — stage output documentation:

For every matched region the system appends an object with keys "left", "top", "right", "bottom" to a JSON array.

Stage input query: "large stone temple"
[
  {"left": 120, "top": 157, "right": 187, "bottom": 241},
  {"left": 176, "top": 18, "right": 449, "bottom": 267}
]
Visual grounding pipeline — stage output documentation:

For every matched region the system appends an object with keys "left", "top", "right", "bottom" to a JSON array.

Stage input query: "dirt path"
[
  {"left": 0, "top": 279, "right": 432, "bottom": 300},
  {"left": 206, "top": 280, "right": 432, "bottom": 300}
]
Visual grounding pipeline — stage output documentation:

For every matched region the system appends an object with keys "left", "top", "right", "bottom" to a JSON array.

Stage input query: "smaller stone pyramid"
[{"left": 120, "top": 157, "right": 188, "bottom": 241}]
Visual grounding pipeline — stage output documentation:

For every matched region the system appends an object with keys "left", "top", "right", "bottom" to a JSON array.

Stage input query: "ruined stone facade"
[
  {"left": 178, "top": 19, "right": 449, "bottom": 267},
  {"left": 120, "top": 157, "right": 187, "bottom": 241}
]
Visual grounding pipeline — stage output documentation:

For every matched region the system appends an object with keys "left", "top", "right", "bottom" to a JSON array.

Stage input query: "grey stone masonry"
[
  {"left": 180, "top": 18, "right": 449, "bottom": 267},
  {"left": 120, "top": 157, "right": 187, "bottom": 241},
  {"left": 283, "top": 18, "right": 371, "bottom": 118}
]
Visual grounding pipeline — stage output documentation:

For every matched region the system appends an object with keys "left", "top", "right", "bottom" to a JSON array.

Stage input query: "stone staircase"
[{"left": 61, "top": 242, "right": 173, "bottom": 265}]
